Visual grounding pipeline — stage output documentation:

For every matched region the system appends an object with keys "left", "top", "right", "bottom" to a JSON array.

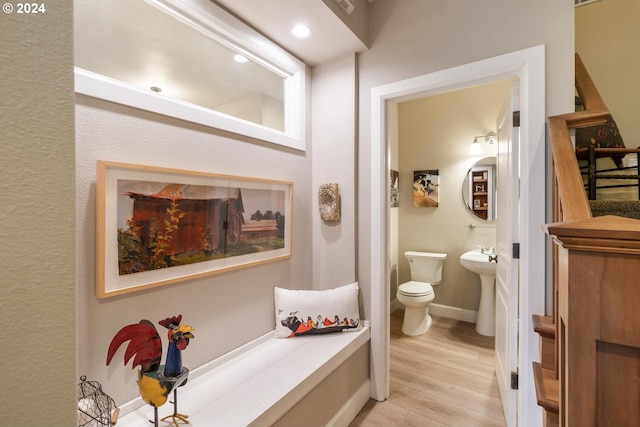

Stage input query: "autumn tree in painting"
[{"left": 117, "top": 186, "right": 285, "bottom": 276}]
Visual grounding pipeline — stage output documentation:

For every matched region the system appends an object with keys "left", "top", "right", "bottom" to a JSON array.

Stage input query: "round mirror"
[{"left": 462, "top": 157, "right": 497, "bottom": 221}]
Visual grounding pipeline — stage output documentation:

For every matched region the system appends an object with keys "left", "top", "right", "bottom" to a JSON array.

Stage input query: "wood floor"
[{"left": 350, "top": 310, "right": 506, "bottom": 427}]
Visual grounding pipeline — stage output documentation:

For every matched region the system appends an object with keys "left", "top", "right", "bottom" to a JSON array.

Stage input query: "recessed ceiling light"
[
  {"left": 234, "top": 54, "right": 248, "bottom": 63},
  {"left": 291, "top": 24, "right": 311, "bottom": 38}
]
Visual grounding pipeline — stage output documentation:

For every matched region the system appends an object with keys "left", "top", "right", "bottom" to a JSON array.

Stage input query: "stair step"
[
  {"left": 533, "top": 315, "right": 556, "bottom": 370},
  {"left": 532, "top": 314, "right": 555, "bottom": 338},
  {"left": 589, "top": 200, "right": 640, "bottom": 220},
  {"left": 533, "top": 362, "right": 559, "bottom": 414}
]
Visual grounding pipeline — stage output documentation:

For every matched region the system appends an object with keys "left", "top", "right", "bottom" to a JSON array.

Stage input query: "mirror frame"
[
  {"left": 462, "top": 157, "right": 497, "bottom": 222},
  {"left": 74, "top": 0, "right": 307, "bottom": 151}
]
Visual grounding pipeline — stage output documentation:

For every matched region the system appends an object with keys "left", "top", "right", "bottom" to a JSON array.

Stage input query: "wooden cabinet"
[
  {"left": 545, "top": 215, "right": 640, "bottom": 427},
  {"left": 468, "top": 166, "right": 493, "bottom": 220}
]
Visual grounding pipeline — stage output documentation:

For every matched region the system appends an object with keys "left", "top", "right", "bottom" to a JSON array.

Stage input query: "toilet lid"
[{"left": 398, "top": 281, "right": 434, "bottom": 297}]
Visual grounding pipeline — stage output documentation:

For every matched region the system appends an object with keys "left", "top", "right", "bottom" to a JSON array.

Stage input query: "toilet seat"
[{"left": 398, "top": 281, "right": 434, "bottom": 298}]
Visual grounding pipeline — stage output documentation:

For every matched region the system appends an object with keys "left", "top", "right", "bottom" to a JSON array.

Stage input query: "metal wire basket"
[{"left": 77, "top": 375, "right": 119, "bottom": 427}]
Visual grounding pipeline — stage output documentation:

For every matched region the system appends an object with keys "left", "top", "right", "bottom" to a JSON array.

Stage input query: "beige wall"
[
  {"left": 356, "top": 0, "right": 575, "bottom": 321},
  {"left": 576, "top": 0, "right": 640, "bottom": 145},
  {"left": 395, "top": 81, "right": 510, "bottom": 312},
  {"left": 0, "top": 3, "right": 78, "bottom": 426}
]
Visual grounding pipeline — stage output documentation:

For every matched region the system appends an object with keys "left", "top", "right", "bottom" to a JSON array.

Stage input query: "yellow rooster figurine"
[{"left": 106, "top": 315, "right": 194, "bottom": 427}]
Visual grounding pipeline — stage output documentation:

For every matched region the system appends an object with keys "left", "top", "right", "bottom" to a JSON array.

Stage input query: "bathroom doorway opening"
[{"left": 369, "top": 45, "right": 546, "bottom": 427}]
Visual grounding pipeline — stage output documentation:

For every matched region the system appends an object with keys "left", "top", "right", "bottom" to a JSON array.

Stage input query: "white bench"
[{"left": 115, "top": 325, "right": 370, "bottom": 426}]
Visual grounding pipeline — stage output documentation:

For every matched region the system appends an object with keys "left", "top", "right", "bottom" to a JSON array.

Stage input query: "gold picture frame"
[{"left": 96, "top": 161, "right": 293, "bottom": 298}]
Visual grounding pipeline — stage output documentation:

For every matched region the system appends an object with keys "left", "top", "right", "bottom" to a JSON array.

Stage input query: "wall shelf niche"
[{"left": 468, "top": 167, "right": 494, "bottom": 220}]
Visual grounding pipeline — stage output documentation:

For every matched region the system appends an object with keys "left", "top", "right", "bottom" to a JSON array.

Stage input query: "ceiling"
[{"left": 214, "top": 0, "right": 369, "bottom": 66}]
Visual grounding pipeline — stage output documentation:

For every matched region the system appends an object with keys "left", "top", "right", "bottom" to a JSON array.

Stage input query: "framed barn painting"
[{"left": 96, "top": 161, "right": 293, "bottom": 298}]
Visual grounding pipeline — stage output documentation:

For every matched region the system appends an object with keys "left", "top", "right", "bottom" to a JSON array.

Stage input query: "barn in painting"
[
  {"left": 242, "top": 219, "right": 278, "bottom": 240},
  {"left": 126, "top": 183, "right": 245, "bottom": 257}
]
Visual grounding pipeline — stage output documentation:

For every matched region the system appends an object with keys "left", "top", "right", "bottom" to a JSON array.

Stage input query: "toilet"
[{"left": 397, "top": 251, "right": 447, "bottom": 336}]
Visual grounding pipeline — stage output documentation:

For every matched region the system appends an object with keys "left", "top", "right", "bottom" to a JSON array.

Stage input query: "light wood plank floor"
[{"left": 350, "top": 310, "right": 506, "bottom": 427}]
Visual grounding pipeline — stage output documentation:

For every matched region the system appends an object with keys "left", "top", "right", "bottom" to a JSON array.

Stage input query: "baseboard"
[
  {"left": 390, "top": 298, "right": 403, "bottom": 313},
  {"left": 429, "top": 303, "right": 477, "bottom": 323},
  {"left": 326, "top": 380, "right": 371, "bottom": 427},
  {"left": 391, "top": 299, "right": 477, "bottom": 323}
]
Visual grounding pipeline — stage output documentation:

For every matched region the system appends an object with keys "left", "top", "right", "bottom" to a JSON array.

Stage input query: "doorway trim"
[{"left": 369, "top": 45, "right": 546, "bottom": 426}]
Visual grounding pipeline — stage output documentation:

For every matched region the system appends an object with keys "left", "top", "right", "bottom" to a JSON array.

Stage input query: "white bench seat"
[{"left": 115, "top": 326, "right": 370, "bottom": 427}]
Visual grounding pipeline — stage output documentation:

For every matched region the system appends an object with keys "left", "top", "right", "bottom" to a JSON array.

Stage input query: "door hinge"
[
  {"left": 512, "top": 243, "right": 520, "bottom": 259},
  {"left": 511, "top": 371, "right": 519, "bottom": 390},
  {"left": 513, "top": 111, "right": 520, "bottom": 127}
]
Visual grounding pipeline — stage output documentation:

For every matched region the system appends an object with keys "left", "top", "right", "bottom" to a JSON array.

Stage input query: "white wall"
[
  {"left": 1, "top": 3, "right": 78, "bottom": 425},
  {"left": 311, "top": 54, "right": 358, "bottom": 290},
  {"left": 75, "top": 95, "right": 314, "bottom": 408},
  {"left": 215, "top": 94, "right": 285, "bottom": 131},
  {"left": 322, "top": 0, "right": 370, "bottom": 48},
  {"left": 356, "top": 0, "right": 574, "bottom": 321},
  {"left": 395, "top": 81, "right": 510, "bottom": 312}
]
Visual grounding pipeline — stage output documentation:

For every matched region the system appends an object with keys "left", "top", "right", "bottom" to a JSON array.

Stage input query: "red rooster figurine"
[{"left": 106, "top": 315, "right": 195, "bottom": 427}]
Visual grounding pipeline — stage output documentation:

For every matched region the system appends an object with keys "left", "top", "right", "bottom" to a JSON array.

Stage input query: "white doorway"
[{"left": 369, "top": 45, "right": 546, "bottom": 426}]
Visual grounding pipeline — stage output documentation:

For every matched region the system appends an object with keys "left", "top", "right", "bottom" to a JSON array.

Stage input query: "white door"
[{"left": 495, "top": 79, "right": 520, "bottom": 427}]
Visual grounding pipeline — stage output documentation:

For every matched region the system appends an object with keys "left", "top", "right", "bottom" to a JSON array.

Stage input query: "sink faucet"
[{"left": 480, "top": 246, "right": 496, "bottom": 255}]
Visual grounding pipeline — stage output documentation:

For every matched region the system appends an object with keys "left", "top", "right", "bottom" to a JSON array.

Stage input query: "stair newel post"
[{"left": 545, "top": 215, "right": 640, "bottom": 427}]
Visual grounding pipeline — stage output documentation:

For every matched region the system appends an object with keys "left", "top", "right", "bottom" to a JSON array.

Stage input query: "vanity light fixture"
[
  {"left": 469, "top": 138, "right": 484, "bottom": 155},
  {"left": 469, "top": 132, "right": 497, "bottom": 155}
]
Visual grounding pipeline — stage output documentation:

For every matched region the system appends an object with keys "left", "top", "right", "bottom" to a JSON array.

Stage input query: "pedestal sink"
[{"left": 460, "top": 249, "right": 497, "bottom": 336}]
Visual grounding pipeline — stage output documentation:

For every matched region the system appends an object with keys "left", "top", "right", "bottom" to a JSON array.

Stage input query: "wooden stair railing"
[
  {"left": 576, "top": 144, "right": 640, "bottom": 200},
  {"left": 537, "top": 53, "right": 640, "bottom": 427},
  {"left": 554, "top": 53, "right": 609, "bottom": 130},
  {"left": 535, "top": 53, "right": 597, "bottom": 426},
  {"left": 569, "top": 53, "right": 638, "bottom": 200}
]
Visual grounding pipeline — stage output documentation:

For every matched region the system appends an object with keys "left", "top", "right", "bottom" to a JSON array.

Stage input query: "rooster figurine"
[{"left": 106, "top": 315, "right": 195, "bottom": 427}]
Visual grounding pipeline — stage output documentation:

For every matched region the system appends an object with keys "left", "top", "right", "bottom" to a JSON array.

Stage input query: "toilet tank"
[{"left": 404, "top": 251, "right": 447, "bottom": 285}]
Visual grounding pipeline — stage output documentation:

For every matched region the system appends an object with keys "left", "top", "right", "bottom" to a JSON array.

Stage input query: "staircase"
[
  {"left": 532, "top": 54, "right": 640, "bottom": 427},
  {"left": 532, "top": 315, "right": 558, "bottom": 427},
  {"left": 589, "top": 200, "right": 640, "bottom": 219}
]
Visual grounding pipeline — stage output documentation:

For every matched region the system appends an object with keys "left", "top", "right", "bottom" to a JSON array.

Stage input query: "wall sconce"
[{"left": 468, "top": 132, "right": 497, "bottom": 155}]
